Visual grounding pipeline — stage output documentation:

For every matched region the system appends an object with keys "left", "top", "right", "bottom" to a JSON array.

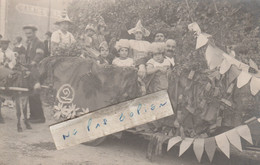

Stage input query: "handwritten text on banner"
[{"left": 50, "top": 90, "right": 174, "bottom": 150}]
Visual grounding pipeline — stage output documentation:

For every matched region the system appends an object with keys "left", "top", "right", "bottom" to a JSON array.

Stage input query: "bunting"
[
  {"left": 167, "top": 119, "right": 260, "bottom": 162},
  {"left": 188, "top": 22, "right": 260, "bottom": 96}
]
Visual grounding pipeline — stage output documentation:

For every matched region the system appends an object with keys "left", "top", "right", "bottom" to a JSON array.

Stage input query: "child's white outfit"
[{"left": 112, "top": 57, "right": 134, "bottom": 67}]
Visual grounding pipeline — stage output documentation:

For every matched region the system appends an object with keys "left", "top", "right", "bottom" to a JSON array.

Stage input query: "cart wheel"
[{"left": 82, "top": 137, "right": 107, "bottom": 146}]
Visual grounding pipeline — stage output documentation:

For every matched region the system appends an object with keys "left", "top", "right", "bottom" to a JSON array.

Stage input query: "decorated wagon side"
[
  {"left": 39, "top": 26, "right": 260, "bottom": 161},
  {"left": 37, "top": 0, "right": 260, "bottom": 163}
]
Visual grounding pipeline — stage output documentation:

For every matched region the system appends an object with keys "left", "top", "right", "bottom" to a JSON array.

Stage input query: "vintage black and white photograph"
[{"left": 1, "top": 0, "right": 260, "bottom": 164}]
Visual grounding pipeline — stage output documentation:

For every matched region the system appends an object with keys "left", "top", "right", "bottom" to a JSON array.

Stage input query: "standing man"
[
  {"left": 23, "top": 25, "right": 46, "bottom": 123},
  {"left": 44, "top": 31, "right": 52, "bottom": 57}
]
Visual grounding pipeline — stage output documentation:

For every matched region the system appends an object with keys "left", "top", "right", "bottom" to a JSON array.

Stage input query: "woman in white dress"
[{"left": 128, "top": 20, "right": 151, "bottom": 78}]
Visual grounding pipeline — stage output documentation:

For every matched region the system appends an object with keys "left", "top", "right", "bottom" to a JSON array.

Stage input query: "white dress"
[
  {"left": 112, "top": 58, "right": 134, "bottom": 67},
  {"left": 129, "top": 40, "right": 150, "bottom": 64}
]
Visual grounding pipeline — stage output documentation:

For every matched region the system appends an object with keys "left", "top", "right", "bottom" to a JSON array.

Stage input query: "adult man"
[
  {"left": 23, "top": 25, "right": 45, "bottom": 123},
  {"left": 0, "top": 39, "right": 17, "bottom": 123},
  {"left": 44, "top": 31, "right": 52, "bottom": 57},
  {"left": 165, "top": 39, "right": 177, "bottom": 66},
  {"left": 51, "top": 15, "right": 76, "bottom": 55},
  {"left": 154, "top": 30, "right": 166, "bottom": 43}
]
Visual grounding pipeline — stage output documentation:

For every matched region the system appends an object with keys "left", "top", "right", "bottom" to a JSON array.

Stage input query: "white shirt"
[
  {"left": 146, "top": 58, "right": 171, "bottom": 68},
  {"left": 51, "top": 29, "right": 76, "bottom": 45},
  {"left": 165, "top": 56, "right": 175, "bottom": 67},
  {"left": 112, "top": 58, "right": 134, "bottom": 67},
  {"left": 0, "top": 48, "right": 16, "bottom": 69}
]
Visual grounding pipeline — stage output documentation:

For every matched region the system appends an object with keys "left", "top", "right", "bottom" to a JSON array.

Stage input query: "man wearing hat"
[
  {"left": 154, "top": 30, "right": 166, "bottom": 43},
  {"left": 23, "top": 25, "right": 46, "bottom": 123},
  {"left": 51, "top": 14, "right": 76, "bottom": 55}
]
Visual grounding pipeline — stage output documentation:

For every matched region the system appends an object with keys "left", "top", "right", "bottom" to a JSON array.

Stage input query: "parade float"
[{"left": 1, "top": 0, "right": 260, "bottom": 163}]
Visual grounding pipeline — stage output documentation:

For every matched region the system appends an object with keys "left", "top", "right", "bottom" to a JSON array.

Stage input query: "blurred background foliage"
[{"left": 68, "top": 0, "right": 260, "bottom": 67}]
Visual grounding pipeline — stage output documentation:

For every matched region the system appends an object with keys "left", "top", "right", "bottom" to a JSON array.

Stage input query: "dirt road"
[{"left": 0, "top": 103, "right": 257, "bottom": 165}]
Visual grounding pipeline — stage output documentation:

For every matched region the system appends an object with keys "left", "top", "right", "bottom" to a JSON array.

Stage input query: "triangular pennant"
[
  {"left": 193, "top": 138, "right": 204, "bottom": 162},
  {"left": 237, "top": 71, "right": 252, "bottom": 88},
  {"left": 215, "top": 133, "right": 230, "bottom": 158},
  {"left": 236, "top": 125, "right": 253, "bottom": 145},
  {"left": 249, "top": 59, "right": 258, "bottom": 70},
  {"left": 188, "top": 22, "right": 201, "bottom": 34},
  {"left": 179, "top": 138, "right": 194, "bottom": 157},
  {"left": 219, "top": 59, "right": 232, "bottom": 74},
  {"left": 196, "top": 33, "right": 210, "bottom": 49},
  {"left": 226, "top": 129, "right": 242, "bottom": 151},
  {"left": 250, "top": 77, "right": 260, "bottom": 96},
  {"left": 227, "top": 65, "right": 241, "bottom": 84},
  {"left": 205, "top": 45, "right": 224, "bottom": 70},
  {"left": 205, "top": 137, "right": 216, "bottom": 162},
  {"left": 167, "top": 136, "right": 182, "bottom": 151}
]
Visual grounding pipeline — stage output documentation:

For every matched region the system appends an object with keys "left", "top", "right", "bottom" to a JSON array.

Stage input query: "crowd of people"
[{"left": 0, "top": 13, "right": 178, "bottom": 124}]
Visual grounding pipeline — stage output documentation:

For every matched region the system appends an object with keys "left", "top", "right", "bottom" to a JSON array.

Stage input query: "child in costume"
[
  {"left": 97, "top": 41, "right": 111, "bottom": 65},
  {"left": 128, "top": 20, "right": 151, "bottom": 78},
  {"left": 146, "top": 42, "right": 173, "bottom": 93},
  {"left": 112, "top": 39, "right": 134, "bottom": 67}
]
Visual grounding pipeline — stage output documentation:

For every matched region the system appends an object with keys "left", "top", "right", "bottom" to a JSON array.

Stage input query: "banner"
[{"left": 50, "top": 90, "right": 174, "bottom": 150}]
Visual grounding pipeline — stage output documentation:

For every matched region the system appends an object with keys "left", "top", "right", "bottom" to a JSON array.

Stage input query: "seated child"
[
  {"left": 97, "top": 41, "right": 111, "bottom": 65},
  {"left": 112, "top": 39, "right": 134, "bottom": 67},
  {"left": 146, "top": 42, "right": 172, "bottom": 93}
]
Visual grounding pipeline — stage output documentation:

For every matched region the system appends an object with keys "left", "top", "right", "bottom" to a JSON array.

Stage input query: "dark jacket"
[
  {"left": 44, "top": 40, "right": 51, "bottom": 57},
  {"left": 26, "top": 37, "right": 46, "bottom": 64},
  {"left": 26, "top": 37, "right": 46, "bottom": 85}
]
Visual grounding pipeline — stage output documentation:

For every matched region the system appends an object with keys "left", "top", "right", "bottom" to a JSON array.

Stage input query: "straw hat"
[
  {"left": 128, "top": 20, "right": 150, "bottom": 37},
  {"left": 115, "top": 39, "right": 130, "bottom": 51},
  {"left": 0, "top": 38, "right": 10, "bottom": 44},
  {"left": 55, "top": 13, "right": 72, "bottom": 25},
  {"left": 99, "top": 41, "right": 109, "bottom": 50},
  {"left": 23, "top": 25, "right": 38, "bottom": 31}
]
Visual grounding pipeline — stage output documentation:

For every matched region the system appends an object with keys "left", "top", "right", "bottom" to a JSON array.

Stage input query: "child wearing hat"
[
  {"left": 128, "top": 20, "right": 151, "bottom": 78},
  {"left": 146, "top": 42, "right": 173, "bottom": 93},
  {"left": 97, "top": 41, "right": 112, "bottom": 65},
  {"left": 51, "top": 14, "right": 76, "bottom": 55},
  {"left": 112, "top": 39, "right": 134, "bottom": 67}
]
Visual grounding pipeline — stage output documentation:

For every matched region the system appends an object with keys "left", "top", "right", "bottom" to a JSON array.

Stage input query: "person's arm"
[
  {"left": 146, "top": 63, "right": 159, "bottom": 75},
  {"left": 32, "top": 42, "right": 45, "bottom": 64},
  {"left": 8, "top": 52, "right": 17, "bottom": 69}
]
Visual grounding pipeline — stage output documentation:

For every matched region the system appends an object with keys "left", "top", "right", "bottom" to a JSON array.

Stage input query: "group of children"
[
  {"left": 50, "top": 13, "right": 177, "bottom": 94},
  {"left": 93, "top": 20, "right": 176, "bottom": 94}
]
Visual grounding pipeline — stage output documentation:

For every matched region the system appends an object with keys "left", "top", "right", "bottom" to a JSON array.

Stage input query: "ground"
[{"left": 0, "top": 101, "right": 258, "bottom": 165}]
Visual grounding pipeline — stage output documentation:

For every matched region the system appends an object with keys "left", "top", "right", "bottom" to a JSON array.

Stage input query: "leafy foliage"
[{"left": 66, "top": 0, "right": 260, "bottom": 137}]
